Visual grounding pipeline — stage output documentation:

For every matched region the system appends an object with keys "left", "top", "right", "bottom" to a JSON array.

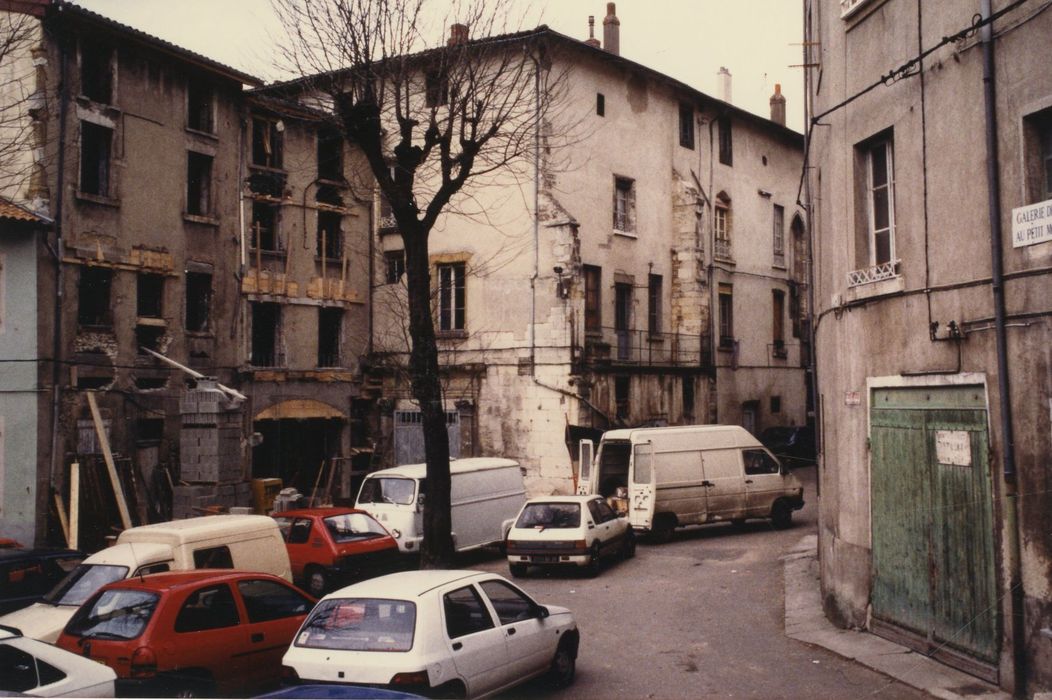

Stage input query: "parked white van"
[
  {"left": 577, "top": 425, "right": 805, "bottom": 540},
  {"left": 356, "top": 458, "right": 527, "bottom": 554},
  {"left": 0, "top": 514, "right": 290, "bottom": 642}
]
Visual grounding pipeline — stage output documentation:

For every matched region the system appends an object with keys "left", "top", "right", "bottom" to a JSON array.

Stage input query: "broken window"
[
  {"left": 252, "top": 117, "right": 283, "bottom": 169},
  {"left": 250, "top": 302, "right": 281, "bottom": 366},
  {"left": 437, "top": 262, "right": 465, "bottom": 332},
  {"left": 718, "top": 283, "right": 734, "bottom": 348},
  {"left": 317, "top": 211, "right": 342, "bottom": 259},
  {"left": 615, "top": 376, "right": 630, "bottom": 421},
  {"left": 317, "top": 307, "right": 343, "bottom": 367},
  {"left": 583, "top": 265, "right": 601, "bottom": 333},
  {"left": 613, "top": 176, "right": 636, "bottom": 233},
  {"left": 648, "top": 274, "right": 662, "bottom": 336},
  {"left": 135, "top": 325, "right": 164, "bottom": 354},
  {"left": 251, "top": 201, "right": 279, "bottom": 251},
  {"left": 425, "top": 70, "right": 448, "bottom": 108},
  {"left": 80, "top": 122, "right": 112, "bottom": 197},
  {"left": 80, "top": 39, "right": 113, "bottom": 104},
  {"left": 384, "top": 250, "right": 405, "bottom": 284},
  {"left": 136, "top": 418, "right": 164, "bottom": 445},
  {"left": 718, "top": 115, "right": 733, "bottom": 166},
  {"left": 185, "top": 272, "right": 212, "bottom": 332},
  {"left": 679, "top": 102, "right": 694, "bottom": 150},
  {"left": 137, "top": 273, "right": 164, "bottom": 318},
  {"left": 772, "top": 289, "right": 786, "bottom": 357},
  {"left": 186, "top": 152, "right": 212, "bottom": 216},
  {"left": 77, "top": 267, "right": 112, "bottom": 327},
  {"left": 187, "top": 83, "right": 213, "bottom": 133},
  {"left": 317, "top": 127, "right": 343, "bottom": 181}
]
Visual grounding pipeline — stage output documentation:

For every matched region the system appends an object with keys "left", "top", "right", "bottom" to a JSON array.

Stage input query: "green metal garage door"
[{"left": 870, "top": 386, "right": 998, "bottom": 681}]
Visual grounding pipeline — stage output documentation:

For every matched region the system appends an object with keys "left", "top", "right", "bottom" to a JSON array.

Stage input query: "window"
[
  {"left": 185, "top": 272, "right": 211, "bottom": 332},
  {"left": 136, "top": 418, "right": 163, "bottom": 444},
  {"left": 1024, "top": 108, "right": 1052, "bottom": 203},
  {"left": 615, "top": 281, "right": 632, "bottom": 359},
  {"left": 771, "top": 395, "right": 782, "bottom": 414},
  {"left": 772, "top": 289, "right": 786, "bottom": 356},
  {"left": 135, "top": 325, "right": 164, "bottom": 354},
  {"left": 187, "top": 83, "right": 213, "bottom": 133},
  {"left": 317, "top": 211, "right": 342, "bottom": 259},
  {"left": 251, "top": 302, "right": 281, "bottom": 367},
  {"left": 647, "top": 274, "right": 662, "bottom": 336},
  {"left": 80, "top": 39, "right": 112, "bottom": 104},
  {"left": 0, "top": 644, "right": 42, "bottom": 692},
  {"left": 384, "top": 250, "right": 405, "bottom": 284},
  {"left": 175, "top": 584, "right": 239, "bottom": 632},
  {"left": 378, "top": 193, "right": 397, "bottom": 232},
  {"left": 865, "top": 137, "right": 895, "bottom": 266},
  {"left": 772, "top": 204, "right": 785, "bottom": 266},
  {"left": 437, "top": 262, "right": 465, "bottom": 332},
  {"left": 252, "top": 117, "right": 283, "bottom": 169},
  {"left": 679, "top": 102, "right": 694, "bottom": 149},
  {"left": 80, "top": 122, "right": 112, "bottom": 197},
  {"left": 425, "top": 70, "right": 449, "bottom": 108},
  {"left": 743, "top": 448, "right": 780, "bottom": 475},
  {"left": 77, "top": 267, "right": 112, "bottom": 327},
  {"left": 596, "top": 92, "right": 605, "bottom": 116},
  {"left": 613, "top": 176, "right": 636, "bottom": 233},
  {"left": 584, "top": 265, "right": 601, "bottom": 333},
  {"left": 714, "top": 194, "right": 732, "bottom": 260},
  {"left": 682, "top": 377, "right": 695, "bottom": 419},
  {"left": 615, "top": 375, "right": 630, "bottom": 420},
  {"left": 192, "top": 546, "right": 233, "bottom": 569},
  {"left": 317, "top": 127, "right": 343, "bottom": 181},
  {"left": 443, "top": 586, "right": 494, "bottom": 639},
  {"left": 186, "top": 152, "right": 213, "bottom": 216},
  {"left": 237, "top": 579, "right": 312, "bottom": 623},
  {"left": 137, "top": 273, "right": 164, "bottom": 318},
  {"left": 718, "top": 283, "right": 734, "bottom": 348},
  {"left": 288, "top": 518, "right": 312, "bottom": 544},
  {"left": 587, "top": 498, "right": 617, "bottom": 524},
  {"left": 65, "top": 588, "right": 158, "bottom": 640},
  {"left": 251, "top": 201, "right": 279, "bottom": 251},
  {"left": 479, "top": 581, "right": 536, "bottom": 625},
  {"left": 718, "top": 115, "right": 733, "bottom": 166},
  {"left": 297, "top": 599, "right": 416, "bottom": 652},
  {"left": 318, "top": 307, "right": 342, "bottom": 367}
]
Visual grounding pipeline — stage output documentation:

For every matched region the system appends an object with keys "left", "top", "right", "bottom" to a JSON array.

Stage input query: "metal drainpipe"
[
  {"left": 47, "top": 27, "right": 70, "bottom": 542},
  {"left": 801, "top": 3, "right": 820, "bottom": 496},
  {"left": 529, "top": 49, "right": 540, "bottom": 371},
  {"left": 979, "top": 0, "right": 1025, "bottom": 694}
]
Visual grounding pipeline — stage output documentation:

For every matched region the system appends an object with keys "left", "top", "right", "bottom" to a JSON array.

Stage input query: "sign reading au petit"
[{"left": 1012, "top": 199, "right": 1052, "bottom": 248}]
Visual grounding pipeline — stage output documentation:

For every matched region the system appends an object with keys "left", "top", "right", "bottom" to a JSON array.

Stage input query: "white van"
[
  {"left": 355, "top": 458, "right": 527, "bottom": 554},
  {"left": 578, "top": 425, "right": 804, "bottom": 540},
  {"left": 0, "top": 514, "right": 290, "bottom": 642}
]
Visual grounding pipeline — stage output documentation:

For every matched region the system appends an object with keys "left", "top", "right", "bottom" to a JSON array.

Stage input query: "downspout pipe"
[{"left": 979, "top": 1, "right": 1025, "bottom": 694}]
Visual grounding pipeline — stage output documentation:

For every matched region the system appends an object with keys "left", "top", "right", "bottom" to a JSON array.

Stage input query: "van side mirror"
[{"left": 416, "top": 493, "right": 426, "bottom": 512}]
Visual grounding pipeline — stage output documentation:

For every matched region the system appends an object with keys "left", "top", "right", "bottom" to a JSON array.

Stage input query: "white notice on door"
[{"left": 935, "top": 430, "right": 971, "bottom": 467}]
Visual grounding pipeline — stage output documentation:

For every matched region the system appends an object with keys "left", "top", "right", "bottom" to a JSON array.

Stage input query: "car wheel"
[
  {"left": 620, "top": 530, "right": 636, "bottom": 560},
  {"left": 771, "top": 500, "right": 793, "bottom": 530},
  {"left": 585, "top": 542, "right": 601, "bottom": 577},
  {"left": 546, "top": 641, "right": 576, "bottom": 689},
  {"left": 306, "top": 566, "right": 329, "bottom": 597},
  {"left": 433, "top": 680, "right": 467, "bottom": 699},
  {"left": 509, "top": 562, "right": 528, "bottom": 578}
]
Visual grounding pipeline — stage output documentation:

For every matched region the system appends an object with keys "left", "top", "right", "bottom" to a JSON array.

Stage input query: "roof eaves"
[{"left": 0, "top": 198, "right": 52, "bottom": 225}]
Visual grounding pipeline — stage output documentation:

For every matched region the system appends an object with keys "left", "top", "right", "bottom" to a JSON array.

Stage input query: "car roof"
[
  {"left": 323, "top": 570, "right": 493, "bottom": 600},
  {"left": 99, "top": 569, "right": 282, "bottom": 593},
  {"left": 276, "top": 507, "right": 371, "bottom": 519},
  {"left": 522, "top": 495, "right": 596, "bottom": 505},
  {"left": 367, "top": 458, "right": 519, "bottom": 480}
]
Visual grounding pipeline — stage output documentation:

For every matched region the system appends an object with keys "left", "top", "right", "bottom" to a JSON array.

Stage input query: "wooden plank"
[
  {"left": 309, "top": 459, "right": 326, "bottom": 507},
  {"left": 53, "top": 490, "right": 70, "bottom": 547},
  {"left": 69, "top": 462, "right": 80, "bottom": 550},
  {"left": 86, "top": 392, "right": 133, "bottom": 530}
]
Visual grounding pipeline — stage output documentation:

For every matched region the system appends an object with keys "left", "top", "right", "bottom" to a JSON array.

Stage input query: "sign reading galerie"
[{"left": 1012, "top": 198, "right": 1052, "bottom": 247}]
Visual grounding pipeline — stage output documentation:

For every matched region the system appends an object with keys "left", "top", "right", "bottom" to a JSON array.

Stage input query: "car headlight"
[{"left": 391, "top": 528, "right": 402, "bottom": 539}]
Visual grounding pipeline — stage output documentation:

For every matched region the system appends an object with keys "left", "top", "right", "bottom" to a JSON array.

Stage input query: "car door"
[
  {"left": 477, "top": 579, "right": 553, "bottom": 683},
  {"left": 699, "top": 448, "right": 745, "bottom": 520},
  {"left": 586, "top": 499, "right": 618, "bottom": 557},
  {"left": 742, "top": 448, "right": 784, "bottom": 517},
  {"left": 171, "top": 583, "right": 243, "bottom": 693},
  {"left": 441, "top": 584, "right": 508, "bottom": 696},
  {"left": 234, "top": 578, "right": 314, "bottom": 694},
  {"left": 277, "top": 518, "right": 314, "bottom": 580}
]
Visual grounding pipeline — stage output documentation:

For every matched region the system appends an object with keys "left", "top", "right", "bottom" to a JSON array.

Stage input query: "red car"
[
  {"left": 272, "top": 508, "right": 401, "bottom": 597},
  {"left": 56, "top": 570, "right": 314, "bottom": 698}
]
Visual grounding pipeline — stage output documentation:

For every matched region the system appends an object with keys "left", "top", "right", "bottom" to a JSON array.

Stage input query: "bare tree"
[
  {"left": 271, "top": 0, "right": 566, "bottom": 566},
  {"left": 0, "top": 6, "right": 47, "bottom": 208}
]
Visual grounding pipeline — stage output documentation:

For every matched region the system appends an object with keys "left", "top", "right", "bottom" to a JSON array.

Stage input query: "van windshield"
[
  {"left": 65, "top": 589, "right": 158, "bottom": 640},
  {"left": 515, "top": 503, "right": 581, "bottom": 529},
  {"left": 42, "top": 564, "right": 129, "bottom": 606},
  {"left": 596, "top": 441, "right": 631, "bottom": 497},
  {"left": 358, "top": 477, "right": 416, "bottom": 506}
]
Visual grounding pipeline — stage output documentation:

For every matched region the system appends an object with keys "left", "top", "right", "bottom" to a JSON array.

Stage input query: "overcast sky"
[{"left": 74, "top": 0, "right": 805, "bottom": 131}]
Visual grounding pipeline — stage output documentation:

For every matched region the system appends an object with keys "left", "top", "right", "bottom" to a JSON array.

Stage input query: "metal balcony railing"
[
  {"left": 579, "top": 327, "right": 712, "bottom": 368},
  {"left": 847, "top": 259, "right": 899, "bottom": 288},
  {"left": 714, "top": 238, "right": 734, "bottom": 262}
]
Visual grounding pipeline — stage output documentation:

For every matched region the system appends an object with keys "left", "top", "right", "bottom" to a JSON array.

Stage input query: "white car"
[
  {"left": 0, "top": 627, "right": 116, "bottom": 697},
  {"left": 281, "top": 570, "right": 578, "bottom": 698},
  {"left": 505, "top": 495, "right": 636, "bottom": 577}
]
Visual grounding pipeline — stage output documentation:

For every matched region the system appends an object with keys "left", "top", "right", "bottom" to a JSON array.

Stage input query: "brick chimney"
[
  {"left": 770, "top": 83, "right": 786, "bottom": 126},
  {"left": 717, "top": 66, "right": 732, "bottom": 103},
  {"left": 448, "top": 23, "right": 469, "bottom": 46},
  {"left": 602, "top": 3, "right": 620, "bottom": 56},
  {"left": 584, "top": 15, "right": 601, "bottom": 48}
]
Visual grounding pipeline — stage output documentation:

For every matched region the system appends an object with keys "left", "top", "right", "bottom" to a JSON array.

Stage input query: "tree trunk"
[{"left": 402, "top": 229, "right": 455, "bottom": 568}]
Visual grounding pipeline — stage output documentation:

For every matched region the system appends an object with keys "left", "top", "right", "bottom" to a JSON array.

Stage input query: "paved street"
[{"left": 461, "top": 467, "right": 927, "bottom": 699}]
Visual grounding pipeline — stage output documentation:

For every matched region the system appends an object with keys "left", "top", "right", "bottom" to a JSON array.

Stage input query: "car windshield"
[
  {"left": 358, "top": 478, "right": 416, "bottom": 506},
  {"left": 515, "top": 503, "right": 581, "bottom": 529},
  {"left": 42, "top": 564, "right": 129, "bottom": 606},
  {"left": 324, "top": 513, "right": 389, "bottom": 542},
  {"left": 295, "top": 598, "right": 416, "bottom": 652},
  {"left": 65, "top": 588, "right": 159, "bottom": 640}
]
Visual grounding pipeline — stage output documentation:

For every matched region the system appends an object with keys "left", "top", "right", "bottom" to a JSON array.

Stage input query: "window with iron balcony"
[{"left": 848, "top": 134, "right": 900, "bottom": 289}]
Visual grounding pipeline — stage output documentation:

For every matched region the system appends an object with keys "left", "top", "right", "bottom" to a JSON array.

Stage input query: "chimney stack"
[
  {"left": 448, "top": 23, "right": 469, "bottom": 46},
  {"left": 603, "top": 3, "right": 620, "bottom": 56},
  {"left": 584, "top": 15, "right": 601, "bottom": 48},
  {"left": 769, "top": 83, "right": 786, "bottom": 126},
  {"left": 717, "top": 66, "right": 732, "bottom": 103}
]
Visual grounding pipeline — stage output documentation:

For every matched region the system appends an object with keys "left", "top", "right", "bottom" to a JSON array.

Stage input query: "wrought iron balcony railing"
[
  {"left": 847, "top": 259, "right": 899, "bottom": 288},
  {"left": 579, "top": 327, "right": 712, "bottom": 368}
]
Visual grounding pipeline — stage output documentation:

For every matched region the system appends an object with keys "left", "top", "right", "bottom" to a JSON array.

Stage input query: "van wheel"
[
  {"left": 306, "top": 566, "right": 329, "bottom": 597},
  {"left": 649, "top": 515, "right": 675, "bottom": 544},
  {"left": 509, "top": 563, "right": 528, "bottom": 578},
  {"left": 771, "top": 500, "right": 793, "bottom": 530},
  {"left": 585, "top": 543, "right": 602, "bottom": 577}
]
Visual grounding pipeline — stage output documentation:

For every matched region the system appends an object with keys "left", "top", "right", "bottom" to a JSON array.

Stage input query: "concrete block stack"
[{"left": 173, "top": 379, "right": 250, "bottom": 518}]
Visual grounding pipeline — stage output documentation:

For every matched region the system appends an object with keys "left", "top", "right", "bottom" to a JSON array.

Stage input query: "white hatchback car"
[
  {"left": 281, "top": 570, "right": 578, "bottom": 699},
  {"left": 0, "top": 627, "right": 116, "bottom": 697},
  {"left": 505, "top": 495, "right": 636, "bottom": 577}
]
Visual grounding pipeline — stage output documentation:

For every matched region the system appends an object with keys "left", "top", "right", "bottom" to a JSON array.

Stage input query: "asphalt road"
[{"left": 461, "top": 466, "right": 928, "bottom": 699}]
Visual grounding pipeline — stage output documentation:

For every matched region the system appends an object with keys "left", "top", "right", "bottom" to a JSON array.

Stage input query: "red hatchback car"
[
  {"left": 272, "top": 508, "right": 401, "bottom": 597},
  {"left": 56, "top": 570, "right": 314, "bottom": 698}
]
